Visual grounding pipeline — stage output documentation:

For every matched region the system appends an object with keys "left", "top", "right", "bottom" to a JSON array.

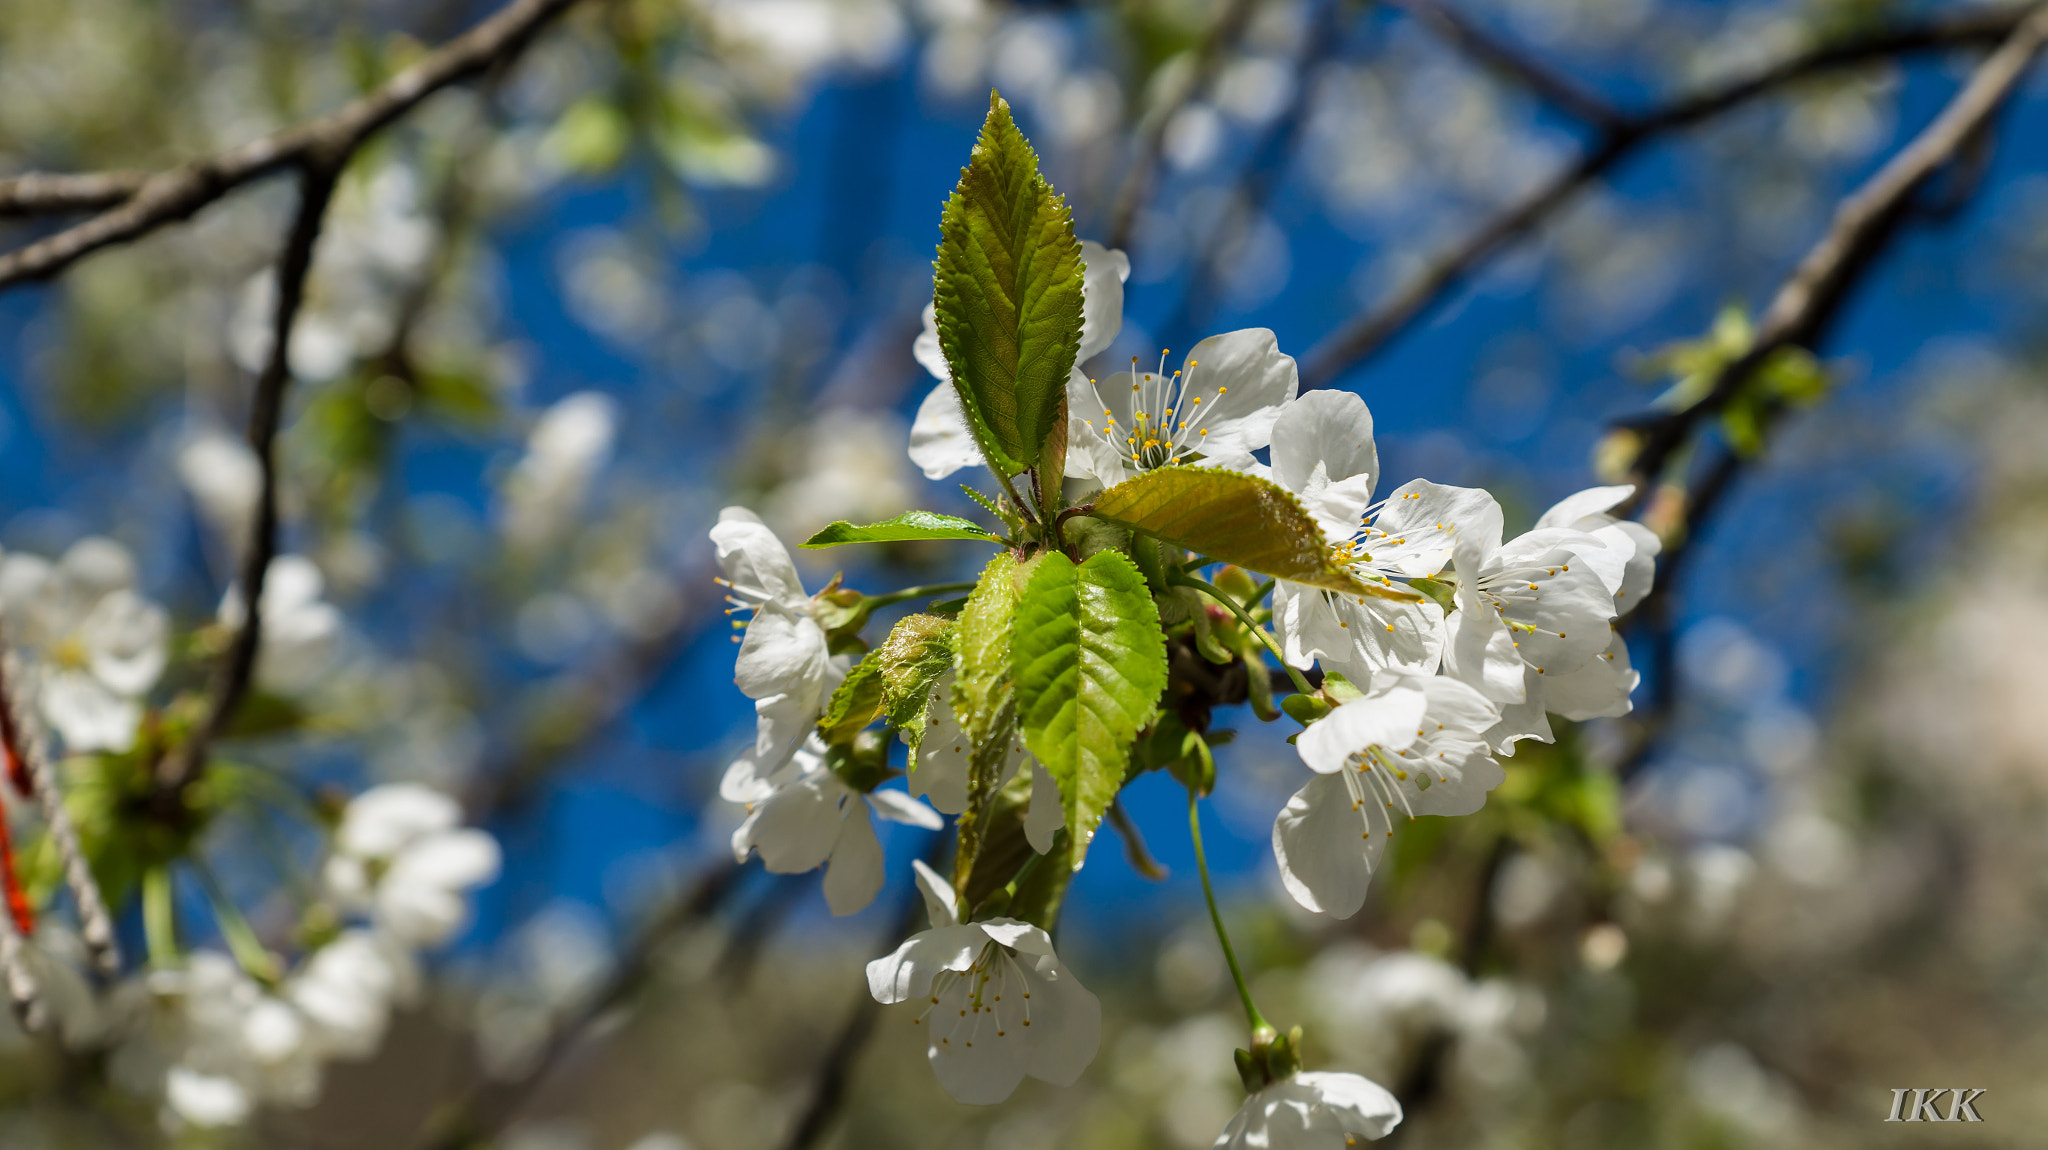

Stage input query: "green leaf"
[
  {"left": 802, "top": 510, "right": 1000, "bottom": 548},
  {"left": 874, "top": 613, "right": 956, "bottom": 751},
  {"left": 817, "top": 657, "right": 886, "bottom": 745},
  {"left": 1090, "top": 467, "right": 1421, "bottom": 599},
  {"left": 1011, "top": 551, "right": 1167, "bottom": 872},
  {"left": 951, "top": 552, "right": 1039, "bottom": 897},
  {"left": 932, "top": 91, "right": 1086, "bottom": 478}
]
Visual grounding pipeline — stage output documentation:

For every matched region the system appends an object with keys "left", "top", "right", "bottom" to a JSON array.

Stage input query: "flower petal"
[
  {"left": 733, "top": 611, "right": 827, "bottom": 701},
  {"left": 1023, "top": 758, "right": 1063, "bottom": 854},
  {"left": 710, "top": 507, "right": 808, "bottom": 610},
  {"left": 1177, "top": 328, "right": 1298, "bottom": 453},
  {"left": 912, "top": 858, "right": 959, "bottom": 928},
  {"left": 1293, "top": 1071, "right": 1404, "bottom": 1140},
  {"left": 907, "top": 382, "right": 989, "bottom": 479},
  {"left": 1076, "top": 240, "right": 1130, "bottom": 364},
  {"left": 1368, "top": 480, "right": 1501, "bottom": 578},
  {"left": 1296, "top": 682, "right": 1429, "bottom": 773},
  {"left": 865, "top": 923, "right": 987, "bottom": 1003},
  {"left": 823, "top": 802, "right": 885, "bottom": 916},
  {"left": 1273, "top": 772, "right": 1382, "bottom": 918},
  {"left": 1016, "top": 953, "right": 1101, "bottom": 1088},
  {"left": 1270, "top": 389, "right": 1377, "bottom": 500},
  {"left": 1534, "top": 484, "right": 1634, "bottom": 530},
  {"left": 866, "top": 787, "right": 943, "bottom": 830}
]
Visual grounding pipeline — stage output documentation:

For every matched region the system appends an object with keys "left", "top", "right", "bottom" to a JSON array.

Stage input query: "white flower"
[
  {"left": 107, "top": 953, "right": 328, "bottom": 1129},
  {"left": 867, "top": 860, "right": 1101, "bottom": 1104},
  {"left": 907, "top": 670, "right": 1063, "bottom": 853},
  {"left": 0, "top": 537, "right": 168, "bottom": 753},
  {"left": 501, "top": 391, "right": 619, "bottom": 551},
  {"left": 219, "top": 555, "right": 342, "bottom": 693},
  {"left": 1215, "top": 1071, "right": 1403, "bottom": 1148},
  {"left": 1438, "top": 492, "right": 1627, "bottom": 752},
  {"left": 908, "top": 240, "right": 1130, "bottom": 481},
  {"left": 286, "top": 929, "right": 419, "bottom": 1061},
  {"left": 711, "top": 506, "right": 846, "bottom": 771},
  {"left": 1274, "top": 676, "right": 1503, "bottom": 918},
  {"left": 723, "top": 736, "right": 942, "bottom": 916},
  {"left": 1065, "top": 326, "right": 1300, "bottom": 488},
  {"left": 177, "top": 428, "right": 262, "bottom": 548},
  {"left": 1260, "top": 391, "right": 1492, "bottom": 687},
  {"left": 323, "top": 783, "right": 501, "bottom": 948}
]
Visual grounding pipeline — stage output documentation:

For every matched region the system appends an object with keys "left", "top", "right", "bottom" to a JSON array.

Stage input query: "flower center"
[
  {"left": 1337, "top": 728, "right": 1458, "bottom": 851},
  {"left": 1078, "top": 350, "right": 1228, "bottom": 472},
  {"left": 914, "top": 940, "right": 1034, "bottom": 1049},
  {"left": 52, "top": 634, "right": 91, "bottom": 671}
]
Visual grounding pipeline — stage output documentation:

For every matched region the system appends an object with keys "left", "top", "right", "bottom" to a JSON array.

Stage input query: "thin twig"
[
  {"left": 1299, "top": 2, "right": 2044, "bottom": 389},
  {"left": 155, "top": 163, "right": 342, "bottom": 795},
  {"left": 0, "top": 0, "right": 590, "bottom": 291},
  {"left": 0, "top": 171, "right": 151, "bottom": 217},
  {"left": 1613, "top": 6, "right": 2048, "bottom": 776},
  {"left": 1617, "top": 2, "right": 2048, "bottom": 495},
  {"left": 1102, "top": 0, "right": 1259, "bottom": 251},
  {"left": 153, "top": 0, "right": 597, "bottom": 793},
  {"left": 1164, "top": 0, "right": 1349, "bottom": 342},
  {"left": 412, "top": 856, "right": 744, "bottom": 1150},
  {"left": 780, "top": 833, "right": 949, "bottom": 1150},
  {"left": 1391, "top": 0, "right": 1623, "bottom": 128}
]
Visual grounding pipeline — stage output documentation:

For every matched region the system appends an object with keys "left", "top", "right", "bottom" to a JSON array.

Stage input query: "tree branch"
[
  {"left": 1611, "top": 6, "right": 2048, "bottom": 778},
  {"left": 0, "top": 171, "right": 151, "bottom": 217},
  {"left": 1102, "top": 0, "right": 1259, "bottom": 251},
  {"left": 1390, "top": 0, "right": 1623, "bottom": 129},
  {"left": 1300, "top": 2, "right": 2044, "bottom": 389},
  {"left": 412, "top": 856, "right": 744, "bottom": 1150},
  {"left": 149, "top": 0, "right": 596, "bottom": 793},
  {"left": 1617, "top": 2, "right": 2048, "bottom": 496},
  {"left": 0, "top": 0, "right": 589, "bottom": 292}
]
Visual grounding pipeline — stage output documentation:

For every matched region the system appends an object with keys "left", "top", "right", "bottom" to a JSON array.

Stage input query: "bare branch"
[
  {"left": 1610, "top": 7, "right": 2048, "bottom": 778},
  {"left": 1103, "top": 0, "right": 1259, "bottom": 251},
  {"left": 1300, "top": 2, "right": 2044, "bottom": 390},
  {"left": 412, "top": 856, "right": 744, "bottom": 1150},
  {"left": 0, "top": 171, "right": 151, "bottom": 217},
  {"left": 1619, "top": 3, "right": 2048, "bottom": 494},
  {"left": 154, "top": 163, "right": 342, "bottom": 795},
  {"left": 1390, "top": 0, "right": 1624, "bottom": 128},
  {"left": 0, "top": 0, "right": 589, "bottom": 291}
]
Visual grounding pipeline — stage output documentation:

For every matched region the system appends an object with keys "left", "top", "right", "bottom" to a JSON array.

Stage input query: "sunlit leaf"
[
  {"left": 931, "top": 91, "right": 1085, "bottom": 478},
  {"left": 1089, "top": 467, "right": 1418, "bottom": 599},
  {"left": 1011, "top": 551, "right": 1166, "bottom": 872},
  {"left": 801, "top": 510, "right": 999, "bottom": 548}
]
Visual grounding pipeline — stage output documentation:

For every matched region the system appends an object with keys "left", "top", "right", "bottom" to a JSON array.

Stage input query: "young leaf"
[
  {"left": 1090, "top": 466, "right": 1421, "bottom": 599},
  {"left": 1011, "top": 551, "right": 1167, "bottom": 872},
  {"left": 951, "top": 552, "right": 1039, "bottom": 895},
  {"left": 802, "top": 510, "right": 1000, "bottom": 548},
  {"left": 875, "top": 613, "right": 955, "bottom": 750},
  {"left": 932, "top": 91, "right": 1086, "bottom": 479},
  {"left": 817, "top": 657, "right": 885, "bottom": 745}
]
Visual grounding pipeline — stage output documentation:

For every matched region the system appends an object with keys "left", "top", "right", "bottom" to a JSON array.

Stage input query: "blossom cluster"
[{"left": 711, "top": 226, "right": 1656, "bottom": 1145}]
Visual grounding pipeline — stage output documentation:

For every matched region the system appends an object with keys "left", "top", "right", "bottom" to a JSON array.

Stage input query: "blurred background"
[{"left": 2, "top": 0, "right": 2048, "bottom": 1146}]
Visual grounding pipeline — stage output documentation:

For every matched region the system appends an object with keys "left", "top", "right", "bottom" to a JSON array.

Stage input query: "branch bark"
[
  {"left": 0, "top": 0, "right": 589, "bottom": 292},
  {"left": 1102, "top": 0, "right": 1259, "bottom": 251},
  {"left": 1300, "top": 2, "right": 2044, "bottom": 390},
  {"left": 1391, "top": 0, "right": 1623, "bottom": 128},
  {"left": 1617, "top": 2, "right": 2048, "bottom": 494},
  {"left": 0, "top": 171, "right": 151, "bottom": 217},
  {"left": 148, "top": 0, "right": 596, "bottom": 793}
]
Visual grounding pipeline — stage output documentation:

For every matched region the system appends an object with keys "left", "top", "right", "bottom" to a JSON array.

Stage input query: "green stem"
[
  {"left": 1188, "top": 786, "right": 1268, "bottom": 1034},
  {"left": 862, "top": 581, "right": 980, "bottom": 610},
  {"left": 142, "top": 865, "right": 178, "bottom": 967},
  {"left": 1174, "top": 576, "right": 1315, "bottom": 696},
  {"left": 191, "top": 857, "right": 278, "bottom": 985}
]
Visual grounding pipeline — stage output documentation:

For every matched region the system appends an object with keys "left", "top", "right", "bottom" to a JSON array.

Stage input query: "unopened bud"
[{"left": 1282, "top": 693, "right": 1331, "bottom": 726}]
